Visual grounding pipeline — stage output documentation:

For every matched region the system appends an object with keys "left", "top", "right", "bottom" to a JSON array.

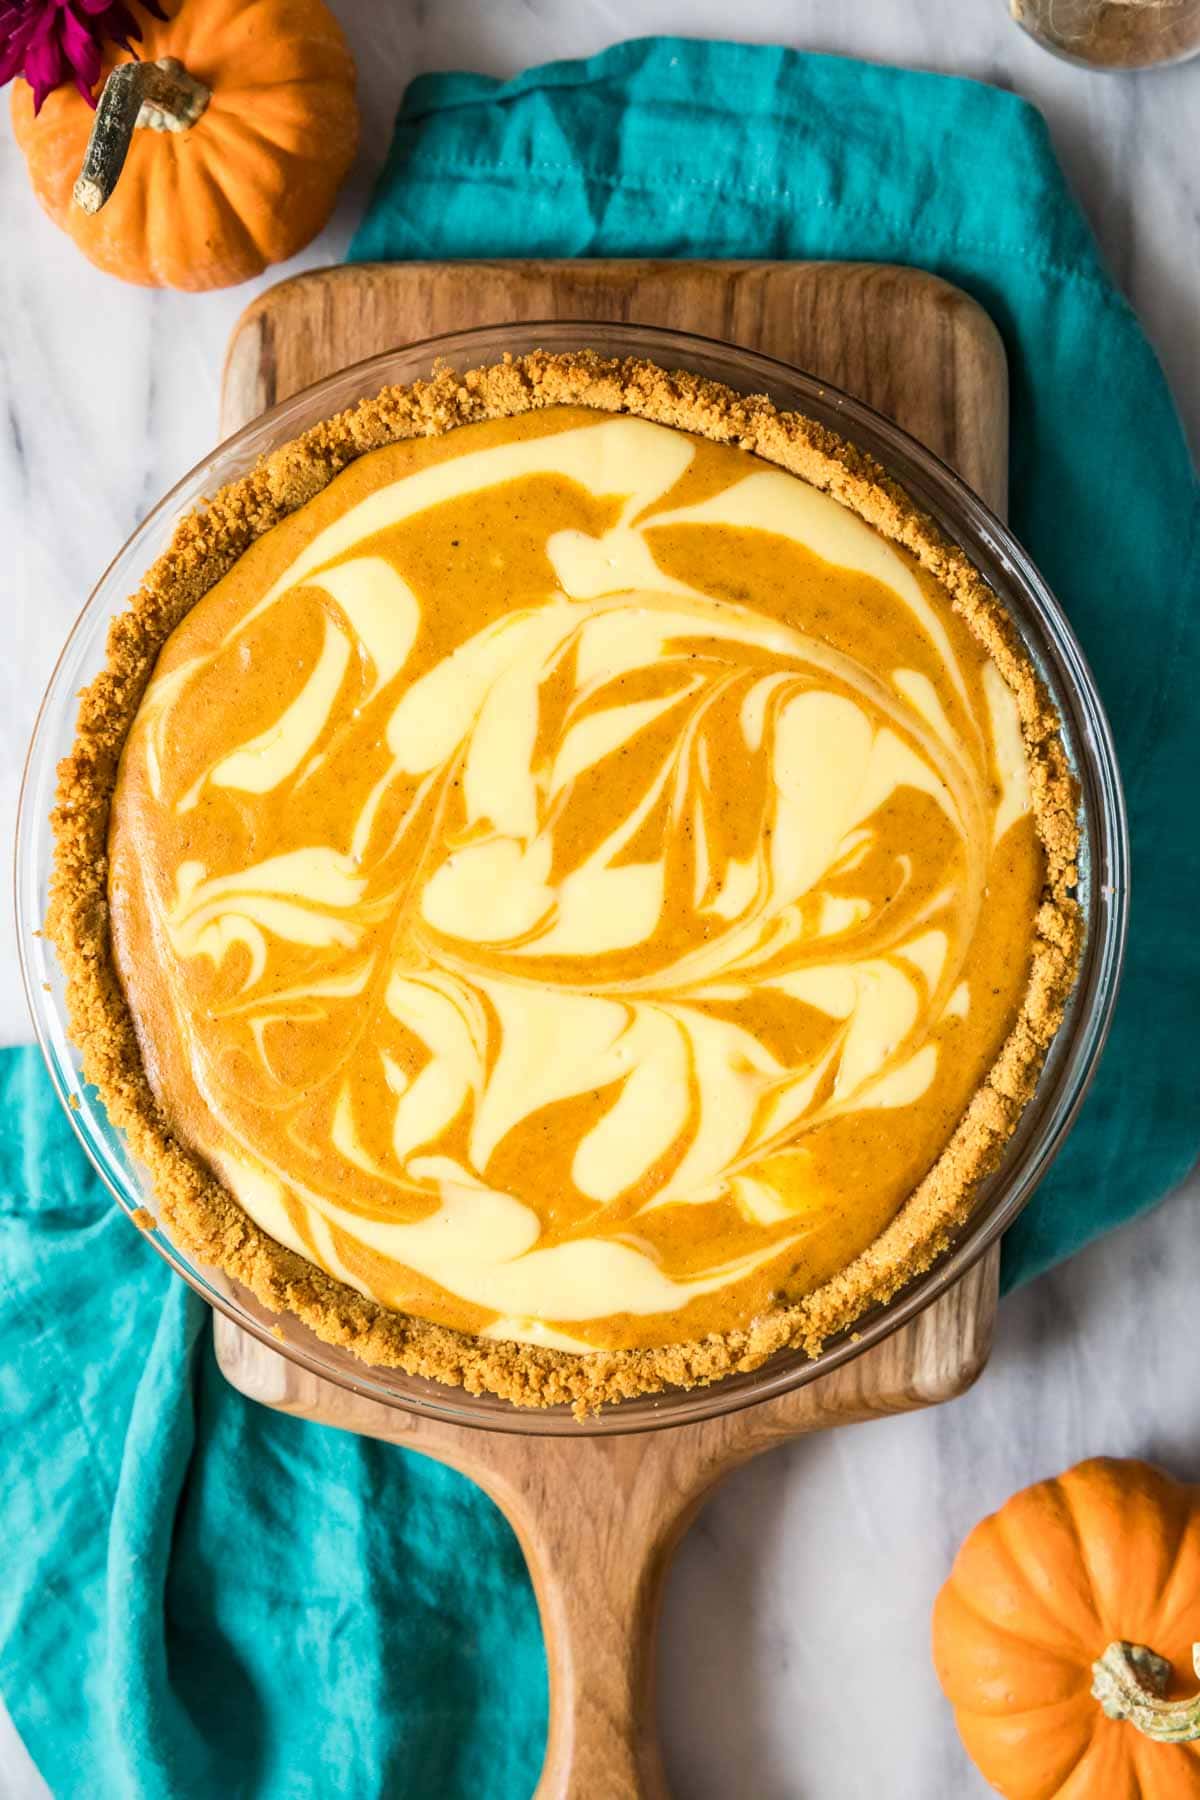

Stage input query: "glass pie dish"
[{"left": 16, "top": 321, "right": 1129, "bottom": 1436}]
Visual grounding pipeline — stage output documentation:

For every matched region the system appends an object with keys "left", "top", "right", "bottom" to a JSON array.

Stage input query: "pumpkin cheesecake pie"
[{"left": 49, "top": 352, "right": 1081, "bottom": 1411}]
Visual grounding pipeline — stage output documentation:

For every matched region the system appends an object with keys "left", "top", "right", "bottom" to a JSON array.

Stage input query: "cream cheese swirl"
[{"left": 110, "top": 411, "right": 1037, "bottom": 1350}]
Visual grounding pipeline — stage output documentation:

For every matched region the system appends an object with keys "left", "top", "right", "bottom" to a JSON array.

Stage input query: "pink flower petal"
[
  {"left": 0, "top": 0, "right": 161, "bottom": 107},
  {"left": 61, "top": 10, "right": 100, "bottom": 89}
]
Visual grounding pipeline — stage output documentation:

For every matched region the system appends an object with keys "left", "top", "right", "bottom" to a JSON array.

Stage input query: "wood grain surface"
[
  {"left": 215, "top": 259, "right": 1009, "bottom": 1800},
  {"left": 223, "top": 260, "right": 1007, "bottom": 513}
]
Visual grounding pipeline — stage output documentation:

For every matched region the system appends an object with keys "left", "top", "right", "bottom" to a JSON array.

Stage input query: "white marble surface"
[{"left": 1, "top": 2, "right": 1196, "bottom": 1795}]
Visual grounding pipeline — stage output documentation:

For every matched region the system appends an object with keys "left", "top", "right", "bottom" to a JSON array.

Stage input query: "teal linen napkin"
[
  {"left": 0, "top": 1044, "right": 547, "bottom": 1799},
  {"left": 3, "top": 38, "right": 1197, "bottom": 1799}
]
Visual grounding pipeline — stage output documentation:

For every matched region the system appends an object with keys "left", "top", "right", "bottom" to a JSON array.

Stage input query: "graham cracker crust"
[{"left": 47, "top": 351, "right": 1082, "bottom": 1414}]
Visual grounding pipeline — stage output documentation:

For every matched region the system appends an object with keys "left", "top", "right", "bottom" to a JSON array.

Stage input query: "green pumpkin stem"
[
  {"left": 1091, "top": 1640, "right": 1200, "bottom": 1744},
  {"left": 73, "top": 57, "right": 210, "bottom": 216}
]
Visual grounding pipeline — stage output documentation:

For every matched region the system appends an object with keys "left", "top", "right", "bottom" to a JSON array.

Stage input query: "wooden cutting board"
[{"left": 215, "top": 260, "right": 1009, "bottom": 1800}]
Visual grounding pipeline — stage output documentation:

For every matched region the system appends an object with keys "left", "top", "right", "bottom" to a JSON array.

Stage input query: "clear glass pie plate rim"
[{"left": 15, "top": 320, "right": 1130, "bottom": 1437}]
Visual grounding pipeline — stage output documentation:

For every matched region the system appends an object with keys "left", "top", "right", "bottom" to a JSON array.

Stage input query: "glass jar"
[{"left": 1011, "top": 0, "right": 1200, "bottom": 69}]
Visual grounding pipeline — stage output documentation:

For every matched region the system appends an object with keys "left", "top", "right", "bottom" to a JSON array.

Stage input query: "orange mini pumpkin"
[
  {"left": 10, "top": 0, "right": 357, "bottom": 290},
  {"left": 933, "top": 1458, "right": 1200, "bottom": 1796}
]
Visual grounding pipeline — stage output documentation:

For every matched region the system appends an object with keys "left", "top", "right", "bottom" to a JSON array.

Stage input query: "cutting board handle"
[
  {"left": 473, "top": 1433, "right": 715, "bottom": 1800},
  {"left": 522, "top": 1478, "right": 673, "bottom": 1797},
  {"left": 215, "top": 1243, "right": 998, "bottom": 1799}
]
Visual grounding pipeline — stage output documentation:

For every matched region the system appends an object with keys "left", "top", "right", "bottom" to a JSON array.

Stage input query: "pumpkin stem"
[
  {"left": 73, "top": 58, "right": 210, "bottom": 216},
  {"left": 1092, "top": 1641, "right": 1200, "bottom": 1744}
]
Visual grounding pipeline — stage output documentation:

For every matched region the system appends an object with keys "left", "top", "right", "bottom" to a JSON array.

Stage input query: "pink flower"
[{"left": 0, "top": 0, "right": 166, "bottom": 113}]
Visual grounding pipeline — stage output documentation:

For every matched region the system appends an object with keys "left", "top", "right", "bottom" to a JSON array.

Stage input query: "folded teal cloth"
[
  {"left": 0, "top": 1044, "right": 546, "bottom": 1799},
  {"left": 3, "top": 38, "right": 1197, "bottom": 1800}
]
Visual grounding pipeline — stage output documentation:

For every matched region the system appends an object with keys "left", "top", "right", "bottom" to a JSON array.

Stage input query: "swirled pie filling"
[{"left": 109, "top": 404, "right": 1052, "bottom": 1356}]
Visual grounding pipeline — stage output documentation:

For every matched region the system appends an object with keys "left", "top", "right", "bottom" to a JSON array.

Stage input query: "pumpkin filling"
[{"left": 107, "top": 405, "right": 1053, "bottom": 1354}]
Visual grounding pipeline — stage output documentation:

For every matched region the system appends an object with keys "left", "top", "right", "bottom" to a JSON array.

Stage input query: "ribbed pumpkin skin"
[
  {"left": 10, "top": 0, "right": 357, "bottom": 290},
  {"left": 933, "top": 1459, "right": 1200, "bottom": 1797}
]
